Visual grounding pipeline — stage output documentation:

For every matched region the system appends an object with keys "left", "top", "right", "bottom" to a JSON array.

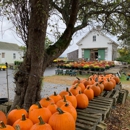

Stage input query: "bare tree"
[{"left": 1, "top": 0, "right": 130, "bottom": 110}]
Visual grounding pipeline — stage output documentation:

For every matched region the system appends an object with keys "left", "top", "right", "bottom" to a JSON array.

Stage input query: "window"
[
  {"left": 13, "top": 53, "right": 16, "bottom": 59},
  {"left": 2, "top": 53, "right": 5, "bottom": 58},
  {"left": 93, "top": 35, "right": 96, "bottom": 41}
]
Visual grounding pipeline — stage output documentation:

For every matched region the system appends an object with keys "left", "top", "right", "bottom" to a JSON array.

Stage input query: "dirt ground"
[{"left": 44, "top": 75, "right": 130, "bottom": 129}]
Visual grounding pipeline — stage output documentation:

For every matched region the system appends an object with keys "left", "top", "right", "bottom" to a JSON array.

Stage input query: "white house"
[
  {"left": 76, "top": 27, "right": 118, "bottom": 61},
  {"left": 0, "top": 42, "right": 24, "bottom": 64}
]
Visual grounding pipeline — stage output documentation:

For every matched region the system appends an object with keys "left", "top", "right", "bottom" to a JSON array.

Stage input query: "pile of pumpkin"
[{"left": 0, "top": 74, "right": 120, "bottom": 130}]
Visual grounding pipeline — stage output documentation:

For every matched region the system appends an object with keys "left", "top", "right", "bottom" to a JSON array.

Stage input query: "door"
[
  {"left": 98, "top": 49, "right": 105, "bottom": 60},
  {"left": 84, "top": 49, "right": 90, "bottom": 60}
]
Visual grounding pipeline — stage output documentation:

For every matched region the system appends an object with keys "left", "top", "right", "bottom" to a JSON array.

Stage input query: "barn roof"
[
  {"left": 76, "top": 27, "right": 119, "bottom": 46},
  {"left": 0, "top": 41, "right": 20, "bottom": 51}
]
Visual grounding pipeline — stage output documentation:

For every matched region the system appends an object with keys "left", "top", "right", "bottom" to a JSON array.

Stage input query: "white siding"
[{"left": 0, "top": 50, "right": 23, "bottom": 64}]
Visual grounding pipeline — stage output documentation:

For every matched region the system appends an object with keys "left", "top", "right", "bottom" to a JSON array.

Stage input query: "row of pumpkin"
[{"left": 0, "top": 73, "right": 120, "bottom": 130}]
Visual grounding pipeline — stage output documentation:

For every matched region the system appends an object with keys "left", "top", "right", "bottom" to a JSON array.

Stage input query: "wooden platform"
[{"left": 76, "top": 83, "right": 129, "bottom": 130}]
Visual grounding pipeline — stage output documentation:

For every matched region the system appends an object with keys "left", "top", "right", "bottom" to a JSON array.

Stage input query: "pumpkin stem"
[
  {"left": 76, "top": 77, "right": 80, "bottom": 80},
  {"left": 63, "top": 96, "right": 67, "bottom": 102},
  {"left": 21, "top": 114, "right": 26, "bottom": 121},
  {"left": 36, "top": 102, "right": 42, "bottom": 108},
  {"left": 38, "top": 116, "right": 45, "bottom": 125},
  {"left": 0, "top": 121, "right": 6, "bottom": 128},
  {"left": 54, "top": 91, "right": 57, "bottom": 96},
  {"left": 57, "top": 108, "right": 64, "bottom": 114},
  {"left": 46, "top": 97, "right": 51, "bottom": 100},
  {"left": 66, "top": 87, "right": 69, "bottom": 92},
  {"left": 15, "top": 125, "right": 21, "bottom": 130},
  {"left": 65, "top": 102, "right": 69, "bottom": 107},
  {"left": 68, "top": 91, "right": 72, "bottom": 96}
]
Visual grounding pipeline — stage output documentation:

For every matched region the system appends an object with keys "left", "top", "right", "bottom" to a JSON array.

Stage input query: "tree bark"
[{"left": 10, "top": 0, "right": 49, "bottom": 111}]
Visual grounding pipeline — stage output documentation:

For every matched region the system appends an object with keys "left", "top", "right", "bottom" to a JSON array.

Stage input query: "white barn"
[
  {"left": 0, "top": 42, "right": 23, "bottom": 64},
  {"left": 76, "top": 27, "right": 118, "bottom": 61}
]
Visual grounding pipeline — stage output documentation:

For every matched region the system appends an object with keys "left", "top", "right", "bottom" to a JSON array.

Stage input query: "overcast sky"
[{"left": 0, "top": 18, "right": 119, "bottom": 57}]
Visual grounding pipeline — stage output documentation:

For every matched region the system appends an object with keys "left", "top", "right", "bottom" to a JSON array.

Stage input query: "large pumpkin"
[
  {"left": 13, "top": 114, "right": 33, "bottom": 130},
  {"left": 0, "top": 111, "right": 7, "bottom": 124},
  {"left": 48, "top": 108, "right": 75, "bottom": 130},
  {"left": 30, "top": 116, "right": 52, "bottom": 130},
  {"left": 7, "top": 106, "right": 28, "bottom": 126},
  {"left": 0, "top": 121, "right": 15, "bottom": 130}
]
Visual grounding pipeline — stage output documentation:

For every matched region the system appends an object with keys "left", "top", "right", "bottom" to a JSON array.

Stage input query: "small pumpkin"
[
  {"left": 48, "top": 108, "right": 75, "bottom": 130},
  {"left": 29, "top": 102, "right": 52, "bottom": 124},
  {"left": 0, "top": 111, "right": 7, "bottom": 124},
  {"left": 104, "top": 79, "right": 114, "bottom": 91},
  {"left": 59, "top": 87, "right": 70, "bottom": 98},
  {"left": 49, "top": 92, "right": 62, "bottom": 103},
  {"left": 61, "top": 103, "right": 77, "bottom": 121},
  {"left": 13, "top": 114, "right": 33, "bottom": 130},
  {"left": 30, "top": 116, "right": 52, "bottom": 130},
  {"left": 76, "top": 91, "right": 89, "bottom": 109},
  {"left": 7, "top": 105, "right": 28, "bottom": 126},
  {"left": 39, "top": 97, "right": 54, "bottom": 107},
  {"left": 0, "top": 121, "right": 15, "bottom": 130},
  {"left": 47, "top": 103, "right": 58, "bottom": 114},
  {"left": 91, "top": 83, "right": 101, "bottom": 97}
]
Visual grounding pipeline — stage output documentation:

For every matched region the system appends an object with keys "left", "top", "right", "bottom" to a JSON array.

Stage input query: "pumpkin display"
[
  {"left": 7, "top": 105, "right": 28, "bottom": 126},
  {"left": 30, "top": 116, "right": 53, "bottom": 130},
  {"left": 0, "top": 121, "right": 15, "bottom": 130},
  {"left": 13, "top": 114, "right": 33, "bottom": 130},
  {"left": 61, "top": 103, "right": 77, "bottom": 121},
  {"left": 48, "top": 108, "right": 75, "bottom": 130},
  {"left": 0, "top": 111, "right": 7, "bottom": 124},
  {"left": 39, "top": 97, "right": 54, "bottom": 107},
  {"left": 76, "top": 91, "right": 89, "bottom": 109},
  {"left": 29, "top": 102, "right": 52, "bottom": 124},
  {"left": 49, "top": 92, "right": 62, "bottom": 103},
  {"left": 83, "top": 86, "right": 94, "bottom": 100},
  {"left": 65, "top": 92, "right": 77, "bottom": 108}
]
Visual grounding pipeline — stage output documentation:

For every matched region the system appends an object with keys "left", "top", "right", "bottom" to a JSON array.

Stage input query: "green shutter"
[
  {"left": 98, "top": 49, "right": 105, "bottom": 60},
  {"left": 84, "top": 49, "right": 90, "bottom": 60}
]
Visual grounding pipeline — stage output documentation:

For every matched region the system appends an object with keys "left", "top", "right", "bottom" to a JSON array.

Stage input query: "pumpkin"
[
  {"left": 0, "top": 111, "right": 7, "bottom": 124},
  {"left": 91, "top": 83, "right": 101, "bottom": 97},
  {"left": 56, "top": 96, "right": 72, "bottom": 107},
  {"left": 69, "top": 83, "right": 81, "bottom": 96},
  {"left": 76, "top": 91, "right": 89, "bottom": 109},
  {"left": 65, "top": 92, "right": 77, "bottom": 108},
  {"left": 48, "top": 108, "right": 75, "bottom": 130},
  {"left": 104, "top": 79, "right": 114, "bottom": 91},
  {"left": 72, "top": 77, "right": 82, "bottom": 85},
  {"left": 49, "top": 92, "right": 62, "bottom": 103},
  {"left": 29, "top": 102, "right": 52, "bottom": 124},
  {"left": 83, "top": 86, "right": 94, "bottom": 100},
  {"left": 61, "top": 103, "right": 77, "bottom": 121},
  {"left": 0, "top": 121, "right": 15, "bottom": 130},
  {"left": 30, "top": 116, "right": 53, "bottom": 130},
  {"left": 47, "top": 103, "right": 58, "bottom": 114},
  {"left": 82, "top": 79, "right": 93, "bottom": 87},
  {"left": 98, "top": 81, "right": 104, "bottom": 93},
  {"left": 40, "top": 97, "right": 54, "bottom": 107},
  {"left": 113, "top": 76, "right": 120, "bottom": 84},
  {"left": 7, "top": 105, "right": 28, "bottom": 126},
  {"left": 59, "top": 87, "right": 70, "bottom": 98},
  {"left": 13, "top": 114, "right": 33, "bottom": 130}
]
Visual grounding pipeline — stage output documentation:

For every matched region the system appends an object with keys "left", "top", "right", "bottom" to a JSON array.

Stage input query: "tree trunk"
[{"left": 10, "top": 0, "right": 49, "bottom": 111}]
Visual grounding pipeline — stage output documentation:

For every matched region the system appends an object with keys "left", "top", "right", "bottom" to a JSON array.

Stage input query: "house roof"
[
  {"left": 0, "top": 41, "right": 20, "bottom": 51},
  {"left": 76, "top": 27, "right": 119, "bottom": 46}
]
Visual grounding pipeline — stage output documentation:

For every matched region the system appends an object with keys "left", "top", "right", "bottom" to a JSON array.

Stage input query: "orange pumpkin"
[
  {"left": 59, "top": 87, "right": 70, "bottom": 98},
  {"left": 13, "top": 114, "right": 33, "bottom": 130},
  {"left": 61, "top": 103, "right": 77, "bottom": 121},
  {"left": 83, "top": 86, "right": 94, "bottom": 100},
  {"left": 65, "top": 92, "right": 77, "bottom": 108},
  {"left": 0, "top": 121, "right": 15, "bottom": 130},
  {"left": 7, "top": 105, "right": 28, "bottom": 126},
  {"left": 47, "top": 103, "right": 58, "bottom": 114},
  {"left": 49, "top": 92, "right": 62, "bottom": 103},
  {"left": 76, "top": 92, "right": 89, "bottom": 109},
  {"left": 91, "top": 83, "right": 101, "bottom": 97},
  {"left": 48, "top": 108, "right": 75, "bottom": 130},
  {"left": 0, "top": 111, "right": 7, "bottom": 124},
  {"left": 104, "top": 79, "right": 114, "bottom": 91},
  {"left": 39, "top": 97, "right": 54, "bottom": 107},
  {"left": 29, "top": 102, "right": 52, "bottom": 124},
  {"left": 56, "top": 96, "right": 72, "bottom": 107},
  {"left": 30, "top": 116, "right": 53, "bottom": 130}
]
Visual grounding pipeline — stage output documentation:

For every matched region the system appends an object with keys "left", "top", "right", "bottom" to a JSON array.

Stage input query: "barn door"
[
  {"left": 98, "top": 49, "right": 105, "bottom": 60},
  {"left": 84, "top": 49, "right": 90, "bottom": 60}
]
